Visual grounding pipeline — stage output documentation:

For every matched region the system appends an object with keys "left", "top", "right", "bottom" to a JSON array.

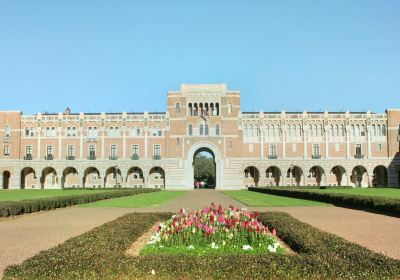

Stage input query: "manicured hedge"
[
  {"left": 4, "top": 212, "right": 400, "bottom": 279},
  {"left": 249, "top": 187, "right": 400, "bottom": 217},
  {"left": 0, "top": 189, "right": 159, "bottom": 218}
]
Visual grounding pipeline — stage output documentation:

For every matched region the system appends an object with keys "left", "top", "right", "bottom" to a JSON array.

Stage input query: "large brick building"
[{"left": 1, "top": 84, "right": 399, "bottom": 190}]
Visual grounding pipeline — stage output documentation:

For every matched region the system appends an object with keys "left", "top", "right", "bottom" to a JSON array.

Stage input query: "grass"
[
  {"left": 306, "top": 188, "right": 400, "bottom": 199},
  {"left": 79, "top": 190, "right": 186, "bottom": 208},
  {"left": 224, "top": 190, "right": 328, "bottom": 207},
  {"left": 0, "top": 189, "right": 110, "bottom": 202}
]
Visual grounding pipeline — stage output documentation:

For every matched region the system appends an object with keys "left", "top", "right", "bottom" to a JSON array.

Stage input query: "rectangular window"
[
  {"left": 26, "top": 145, "right": 32, "bottom": 156},
  {"left": 46, "top": 145, "right": 53, "bottom": 156},
  {"left": 4, "top": 145, "right": 10, "bottom": 156},
  {"left": 158, "top": 129, "right": 162, "bottom": 136},
  {"left": 188, "top": 125, "right": 193, "bottom": 136},
  {"left": 132, "top": 144, "right": 139, "bottom": 156},
  {"left": 312, "top": 144, "right": 320, "bottom": 157},
  {"left": 153, "top": 144, "right": 161, "bottom": 156},
  {"left": 378, "top": 144, "right": 382, "bottom": 151},
  {"left": 89, "top": 145, "right": 96, "bottom": 156},
  {"left": 67, "top": 145, "right": 74, "bottom": 157},
  {"left": 269, "top": 144, "right": 277, "bottom": 156},
  {"left": 355, "top": 144, "right": 362, "bottom": 155},
  {"left": 111, "top": 145, "right": 117, "bottom": 157}
]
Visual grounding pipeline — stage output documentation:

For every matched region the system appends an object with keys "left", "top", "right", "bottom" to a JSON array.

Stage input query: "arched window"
[
  {"left": 205, "top": 124, "right": 209, "bottom": 135},
  {"left": 382, "top": 124, "right": 387, "bottom": 136},
  {"left": 377, "top": 124, "right": 381, "bottom": 136},
  {"left": 216, "top": 124, "right": 220, "bottom": 136},
  {"left": 335, "top": 124, "right": 339, "bottom": 136},
  {"left": 199, "top": 124, "right": 204, "bottom": 135},
  {"left": 297, "top": 125, "right": 301, "bottom": 137},
  {"left": 249, "top": 125, "right": 254, "bottom": 137},
  {"left": 188, "top": 124, "right": 193, "bottom": 136},
  {"left": 330, "top": 125, "right": 334, "bottom": 137},
  {"left": 351, "top": 124, "right": 355, "bottom": 137},
  {"left": 244, "top": 125, "right": 248, "bottom": 137},
  {"left": 254, "top": 125, "right": 259, "bottom": 137},
  {"left": 372, "top": 125, "right": 376, "bottom": 137},
  {"left": 5, "top": 125, "right": 11, "bottom": 137},
  {"left": 355, "top": 125, "right": 360, "bottom": 137},
  {"left": 175, "top": 103, "right": 180, "bottom": 113}
]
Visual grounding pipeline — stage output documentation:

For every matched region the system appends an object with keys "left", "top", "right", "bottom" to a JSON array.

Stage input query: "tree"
[{"left": 194, "top": 155, "right": 215, "bottom": 184}]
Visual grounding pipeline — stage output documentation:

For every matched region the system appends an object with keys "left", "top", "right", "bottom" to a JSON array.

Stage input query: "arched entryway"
[
  {"left": 83, "top": 167, "right": 102, "bottom": 188},
  {"left": 244, "top": 166, "right": 260, "bottom": 188},
  {"left": 41, "top": 167, "right": 58, "bottom": 189},
  {"left": 308, "top": 166, "right": 325, "bottom": 186},
  {"left": 185, "top": 141, "right": 223, "bottom": 189},
  {"left": 105, "top": 166, "right": 122, "bottom": 188},
  {"left": 149, "top": 167, "right": 165, "bottom": 189},
  {"left": 193, "top": 148, "right": 216, "bottom": 189},
  {"left": 62, "top": 167, "right": 79, "bottom": 188},
  {"left": 21, "top": 167, "right": 36, "bottom": 189},
  {"left": 286, "top": 165, "right": 303, "bottom": 186},
  {"left": 265, "top": 166, "right": 281, "bottom": 186},
  {"left": 2, "top": 171, "right": 10, "bottom": 189},
  {"left": 351, "top": 165, "right": 369, "bottom": 187},
  {"left": 372, "top": 165, "right": 388, "bottom": 187},
  {"left": 330, "top": 165, "right": 347, "bottom": 186},
  {"left": 127, "top": 167, "right": 144, "bottom": 188}
]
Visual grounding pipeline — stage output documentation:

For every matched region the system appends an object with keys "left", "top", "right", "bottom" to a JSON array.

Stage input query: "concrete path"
[{"left": 1, "top": 190, "right": 400, "bottom": 277}]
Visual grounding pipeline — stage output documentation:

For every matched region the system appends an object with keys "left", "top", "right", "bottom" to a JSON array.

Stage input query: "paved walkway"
[{"left": 1, "top": 190, "right": 400, "bottom": 277}]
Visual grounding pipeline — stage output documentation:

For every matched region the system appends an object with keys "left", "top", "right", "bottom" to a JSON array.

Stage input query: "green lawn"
[
  {"left": 306, "top": 188, "right": 400, "bottom": 199},
  {"left": 80, "top": 190, "right": 186, "bottom": 208},
  {"left": 224, "top": 190, "right": 328, "bottom": 207},
  {"left": 0, "top": 189, "right": 110, "bottom": 202}
]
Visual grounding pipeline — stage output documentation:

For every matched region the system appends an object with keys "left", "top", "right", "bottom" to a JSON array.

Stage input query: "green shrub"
[
  {"left": 0, "top": 189, "right": 159, "bottom": 218},
  {"left": 4, "top": 212, "right": 400, "bottom": 280},
  {"left": 249, "top": 187, "right": 400, "bottom": 217}
]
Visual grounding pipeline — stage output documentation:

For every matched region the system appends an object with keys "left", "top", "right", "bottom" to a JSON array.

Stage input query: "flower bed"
[{"left": 141, "top": 204, "right": 284, "bottom": 255}]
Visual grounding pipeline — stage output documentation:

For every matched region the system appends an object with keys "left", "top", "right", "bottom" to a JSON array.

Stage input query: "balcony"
[
  {"left": 131, "top": 154, "right": 139, "bottom": 160},
  {"left": 66, "top": 156, "right": 75, "bottom": 160},
  {"left": 354, "top": 154, "right": 364, "bottom": 159},
  {"left": 312, "top": 155, "right": 321, "bottom": 159},
  {"left": 153, "top": 154, "right": 161, "bottom": 160},
  {"left": 45, "top": 155, "right": 54, "bottom": 160},
  {"left": 109, "top": 156, "right": 118, "bottom": 160},
  {"left": 268, "top": 155, "right": 278, "bottom": 159},
  {"left": 86, "top": 137, "right": 98, "bottom": 143},
  {"left": 24, "top": 155, "right": 33, "bottom": 160},
  {"left": 3, "top": 136, "right": 10, "bottom": 143},
  {"left": 87, "top": 155, "right": 96, "bottom": 160}
]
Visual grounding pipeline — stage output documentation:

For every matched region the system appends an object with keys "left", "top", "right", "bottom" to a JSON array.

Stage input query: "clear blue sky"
[{"left": 0, "top": 0, "right": 399, "bottom": 114}]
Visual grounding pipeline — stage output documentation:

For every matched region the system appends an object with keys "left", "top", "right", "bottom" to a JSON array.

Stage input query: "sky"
[{"left": 0, "top": 0, "right": 399, "bottom": 114}]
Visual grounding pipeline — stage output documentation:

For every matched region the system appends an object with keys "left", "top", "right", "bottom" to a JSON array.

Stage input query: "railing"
[
  {"left": 109, "top": 156, "right": 118, "bottom": 160},
  {"left": 66, "top": 156, "right": 75, "bottom": 160},
  {"left": 86, "top": 137, "right": 98, "bottom": 143},
  {"left": 268, "top": 155, "right": 278, "bottom": 159},
  {"left": 24, "top": 155, "right": 33, "bottom": 160},
  {"left": 87, "top": 155, "right": 96, "bottom": 160},
  {"left": 45, "top": 155, "right": 54, "bottom": 160},
  {"left": 354, "top": 154, "right": 364, "bottom": 159},
  {"left": 153, "top": 154, "right": 161, "bottom": 160},
  {"left": 131, "top": 154, "right": 139, "bottom": 160},
  {"left": 312, "top": 155, "right": 321, "bottom": 159}
]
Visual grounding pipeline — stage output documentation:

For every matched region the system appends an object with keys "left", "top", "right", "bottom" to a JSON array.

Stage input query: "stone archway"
[
  {"left": 193, "top": 148, "right": 216, "bottom": 189},
  {"left": 186, "top": 141, "right": 223, "bottom": 189}
]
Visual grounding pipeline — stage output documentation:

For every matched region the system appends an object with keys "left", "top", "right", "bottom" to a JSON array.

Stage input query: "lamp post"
[
  {"left": 115, "top": 165, "right": 119, "bottom": 188},
  {"left": 290, "top": 164, "right": 294, "bottom": 186}
]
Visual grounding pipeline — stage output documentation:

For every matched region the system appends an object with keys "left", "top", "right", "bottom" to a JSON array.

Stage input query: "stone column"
[
  {"left": 260, "top": 129, "right": 264, "bottom": 159},
  {"left": 0, "top": 174, "right": 3, "bottom": 189},
  {"left": 101, "top": 129, "right": 105, "bottom": 160},
  {"left": 303, "top": 130, "right": 307, "bottom": 159},
  {"left": 80, "top": 128, "right": 83, "bottom": 159},
  {"left": 123, "top": 128, "right": 126, "bottom": 160},
  {"left": 346, "top": 126, "right": 350, "bottom": 159},
  {"left": 367, "top": 126, "right": 371, "bottom": 159},
  {"left": 37, "top": 128, "right": 41, "bottom": 160},
  {"left": 144, "top": 127, "right": 148, "bottom": 159},
  {"left": 58, "top": 131, "right": 62, "bottom": 160},
  {"left": 282, "top": 129, "right": 286, "bottom": 159},
  {"left": 325, "top": 126, "right": 329, "bottom": 159}
]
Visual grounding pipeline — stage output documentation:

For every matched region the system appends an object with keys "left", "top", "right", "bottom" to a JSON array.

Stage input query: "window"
[
  {"left": 46, "top": 127, "right": 51, "bottom": 137},
  {"left": 67, "top": 145, "right": 74, "bottom": 157},
  {"left": 378, "top": 144, "right": 382, "bottom": 151},
  {"left": 216, "top": 124, "right": 220, "bottom": 136},
  {"left": 188, "top": 125, "right": 193, "bottom": 136},
  {"left": 382, "top": 124, "right": 387, "bottom": 136},
  {"left": 132, "top": 144, "right": 139, "bottom": 156},
  {"left": 152, "top": 127, "right": 162, "bottom": 137},
  {"left": 26, "top": 145, "right": 32, "bottom": 156},
  {"left": 269, "top": 144, "right": 277, "bottom": 156},
  {"left": 25, "top": 128, "right": 30, "bottom": 137},
  {"left": 5, "top": 126, "right": 11, "bottom": 137},
  {"left": 110, "top": 145, "right": 117, "bottom": 157},
  {"left": 89, "top": 145, "right": 96, "bottom": 156},
  {"left": 153, "top": 144, "right": 161, "bottom": 156},
  {"left": 199, "top": 124, "right": 204, "bottom": 135},
  {"left": 175, "top": 103, "right": 180, "bottom": 113},
  {"left": 46, "top": 145, "right": 53, "bottom": 156},
  {"left": 158, "top": 127, "right": 162, "bottom": 136},
  {"left": 4, "top": 145, "right": 10, "bottom": 156},
  {"left": 355, "top": 144, "right": 362, "bottom": 156},
  {"left": 205, "top": 124, "right": 209, "bottom": 136},
  {"left": 88, "top": 127, "right": 98, "bottom": 138},
  {"left": 312, "top": 144, "right": 320, "bottom": 157},
  {"left": 227, "top": 102, "right": 232, "bottom": 114},
  {"left": 109, "top": 127, "right": 119, "bottom": 137}
]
